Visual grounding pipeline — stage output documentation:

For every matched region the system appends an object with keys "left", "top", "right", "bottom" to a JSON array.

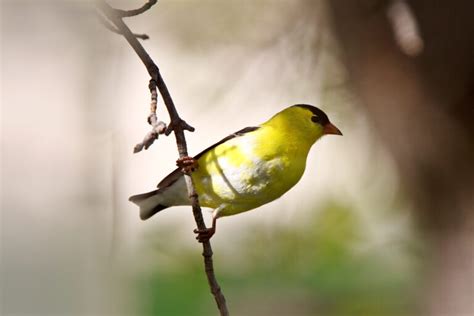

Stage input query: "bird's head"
[{"left": 265, "top": 104, "right": 342, "bottom": 144}]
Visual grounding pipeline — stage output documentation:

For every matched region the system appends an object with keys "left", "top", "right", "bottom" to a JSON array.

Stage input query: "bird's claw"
[
  {"left": 193, "top": 227, "right": 215, "bottom": 243},
  {"left": 176, "top": 156, "right": 199, "bottom": 173}
]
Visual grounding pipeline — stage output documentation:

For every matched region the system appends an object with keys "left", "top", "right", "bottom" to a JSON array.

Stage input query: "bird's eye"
[{"left": 311, "top": 115, "right": 321, "bottom": 123}]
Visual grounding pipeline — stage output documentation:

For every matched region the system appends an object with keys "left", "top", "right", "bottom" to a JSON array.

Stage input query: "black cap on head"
[{"left": 294, "top": 104, "right": 330, "bottom": 125}]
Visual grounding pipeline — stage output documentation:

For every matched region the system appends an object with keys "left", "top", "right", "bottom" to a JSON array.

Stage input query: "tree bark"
[{"left": 327, "top": 1, "right": 474, "bottom": 315}]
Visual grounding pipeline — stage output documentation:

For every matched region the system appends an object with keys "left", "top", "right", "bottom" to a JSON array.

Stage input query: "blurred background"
[{"left": 2, "top": 0, "right": 473, "bottom": 315}]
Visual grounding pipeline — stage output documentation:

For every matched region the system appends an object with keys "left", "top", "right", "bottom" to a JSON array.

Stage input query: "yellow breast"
[{"left": 191, "top": 126, "right": 311, "bottom": 217}]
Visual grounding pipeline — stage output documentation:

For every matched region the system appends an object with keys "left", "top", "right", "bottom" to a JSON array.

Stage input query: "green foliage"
[{"left": 132, "top": 203, "right": 419, "bottom": 316}]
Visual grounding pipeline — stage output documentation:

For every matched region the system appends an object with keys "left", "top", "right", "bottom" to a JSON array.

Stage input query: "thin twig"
[
  {"left": 97, "top": 1, "right": 229, "bottom": 315},
  {"left": 116, "top": 0, "right": 158, "bottom": 17},
  {"left": 133, "top": 80, "right": 167, "bottom": 153},
  {"left": 96, "top": 12, "right": 149, "bottom": 40}
]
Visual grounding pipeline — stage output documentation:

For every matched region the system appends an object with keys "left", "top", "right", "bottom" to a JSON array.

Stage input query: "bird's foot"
[
  {"left": 193, "top": 227, "right": 215, "bottom": 243},
  {"left": 176, "top": 156, "right": 199, "bottom": 173}
]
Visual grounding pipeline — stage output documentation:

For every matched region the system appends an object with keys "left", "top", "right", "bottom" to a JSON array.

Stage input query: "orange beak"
[{"left": 323, "top": 122, "right": 343, "bottom": 136}]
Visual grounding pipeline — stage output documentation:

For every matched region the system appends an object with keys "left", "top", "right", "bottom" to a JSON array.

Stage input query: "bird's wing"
[
  {"left": 194, "top": 126, "right": 260, "bottom": 159},
  {"left": 157, "top": 126, "right": 260, "bottom": 189},
  {"left": 156, "top": 168, "right": 183, "bottom": 189}
]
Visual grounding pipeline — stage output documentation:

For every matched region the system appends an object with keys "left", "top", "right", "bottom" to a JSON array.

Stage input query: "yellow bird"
[{"left": 130, "top": 104, "right": 342, "bottom": 241}]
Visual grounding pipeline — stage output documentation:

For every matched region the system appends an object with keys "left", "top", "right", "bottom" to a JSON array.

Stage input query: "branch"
[
  {"left": 97, "top": 1, "right": 229, "bottom": 315},
  {"left": 96, "top": 12, "right": 149, "bottom": 40},
  {"left": 116, "top": 0, "right": 158, "bottom": 18},
  {"left": 386, "top": 0, "right": 423, "bottom": 56},
  {"left": 133, "top": 80, "right": 167, "bottom": 153}
]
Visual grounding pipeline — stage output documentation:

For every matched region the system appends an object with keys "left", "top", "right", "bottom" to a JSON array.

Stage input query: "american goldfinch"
[{"left": 130, "top": 104, "right": 342, "bottom": 241}]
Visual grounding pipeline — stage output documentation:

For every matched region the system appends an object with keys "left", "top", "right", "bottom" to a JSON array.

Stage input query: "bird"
[{"left": 129, "top": 104, "right": 342, "bottom": 242}]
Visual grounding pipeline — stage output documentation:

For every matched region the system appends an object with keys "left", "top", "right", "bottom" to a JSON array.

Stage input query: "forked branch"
[
  {"left": 96, "top": 1, "right": 229, "bottom": 315},
  {"left": 96, "top": 12, "right": 149, "bottom": 40}
]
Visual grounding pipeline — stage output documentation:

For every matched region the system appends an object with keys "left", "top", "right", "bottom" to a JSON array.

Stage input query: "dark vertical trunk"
[{"left": 327, "top": 1, "right": 474, "bottom": 314}]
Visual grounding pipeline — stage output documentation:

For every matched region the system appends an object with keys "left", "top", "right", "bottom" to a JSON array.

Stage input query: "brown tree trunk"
[{"left": 327, "top": 1, "right": 474, "bottom": 315}]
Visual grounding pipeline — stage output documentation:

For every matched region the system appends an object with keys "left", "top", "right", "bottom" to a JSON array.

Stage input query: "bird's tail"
[{"left": 129, "top": 189, "right": 169, "bottom": 220}]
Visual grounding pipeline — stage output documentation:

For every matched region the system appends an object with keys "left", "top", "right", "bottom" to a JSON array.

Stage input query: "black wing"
[
  {"left": 194, "top": 126, "right": 260, "bottom": 159},
  {"left": 157, "top": 126, "right": 260, "bottom": 189}
]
